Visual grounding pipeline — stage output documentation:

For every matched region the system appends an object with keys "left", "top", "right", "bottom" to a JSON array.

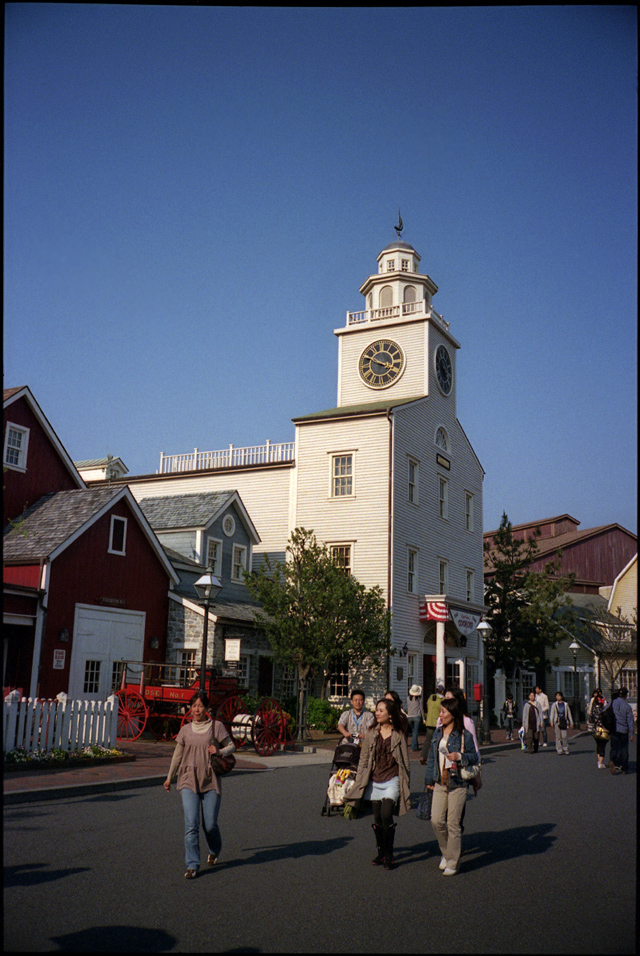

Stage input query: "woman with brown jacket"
[{"left": 343, "top": 698, "right": 410, "bottom": 870}]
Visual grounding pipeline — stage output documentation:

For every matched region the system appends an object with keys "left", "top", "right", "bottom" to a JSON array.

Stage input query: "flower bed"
[{"left": 4, "top": 744, "right": 131, "bottom": 771}]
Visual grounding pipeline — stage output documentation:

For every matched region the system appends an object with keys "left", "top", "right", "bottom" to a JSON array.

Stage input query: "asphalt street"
[{"left": 4, "top": 737, "right": 636, "bottom": 954}]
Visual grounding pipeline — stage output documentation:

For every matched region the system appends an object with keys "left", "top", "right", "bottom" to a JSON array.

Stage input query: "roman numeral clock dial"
[{"left": 358, "top": 339, "right": 405, "bottom": 389}]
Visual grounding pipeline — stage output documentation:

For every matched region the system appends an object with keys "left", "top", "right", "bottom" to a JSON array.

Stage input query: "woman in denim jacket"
[{"left": 424, "top": 696, "right": 479, "bottom": 876}]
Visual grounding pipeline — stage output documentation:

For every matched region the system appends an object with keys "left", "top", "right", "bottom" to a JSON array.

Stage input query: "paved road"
[{"left": 4, "top": 738, "right": 636, "bottom": 953}]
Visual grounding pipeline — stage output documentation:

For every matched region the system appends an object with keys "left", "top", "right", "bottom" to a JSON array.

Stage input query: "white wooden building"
[{"left": 116, "top": 236, "right": 486, "bottom": 709}]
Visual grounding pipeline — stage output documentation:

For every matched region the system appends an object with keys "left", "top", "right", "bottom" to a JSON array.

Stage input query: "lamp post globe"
[{"left": 193, "top": 564, "right": 223, "bottom": 691}]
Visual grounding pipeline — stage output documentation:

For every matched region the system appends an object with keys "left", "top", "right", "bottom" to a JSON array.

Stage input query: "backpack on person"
[{"left": 599, "top": 704, "right": 616, "bottom": 734}]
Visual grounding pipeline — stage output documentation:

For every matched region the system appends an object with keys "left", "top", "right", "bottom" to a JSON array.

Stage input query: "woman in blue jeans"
[{"left": 164, "top": 690, "right": 236, "bottom": 879}]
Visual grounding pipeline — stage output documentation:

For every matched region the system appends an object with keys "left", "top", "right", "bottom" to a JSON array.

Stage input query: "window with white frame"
[
  {"left": 439, "top": 559, "right": 448, "bottom": 594},
  {"left": 408, "top": 548, "right": 418, "bottom": 593},
  {"left": 401, "top": 259, "right": 410, "bottom": 272},
  {"left": 179, "top": 650, "right": 197, "bottom": 683},
  {"left": 109, "top": 515, "right": 127, "bottom": 555},
  {"left": 435, "top": 427, "right": 448, "bottom": 451},
  {"left": 207, "top": 537, "right": 222, "bottom": 576},
  {"left": 465, "top": 492, "right": 474, "bottom": 532},
  {"left": 281, "top": 665, "right": 297, "bottom": 698},
  {"left": 408, "top": 457, "right": 419, "bottom": 504},
  {"left": 3, "top": 423, "right": 29, "bottom": 471},
  {"left": 328, "top": 655, "right": 350, "bottom": 698},
  {"left": 237, "top": 656, "right": 250, "bottom": 687},
  {"left": 438, "top": 477, "right": 448, "bottom": 519},
  {"left": 330, "top": 544, "right": 352, "bottom": 575},
  {"left": 407, "top": 653, "right": 417, "bottom": 694},
  {"left": 111, "top": 661, "right": 125, "bottom": 693},
  {"left": 331, "top": 454, "right": 353, "bottom": 497},
  {"left": 561, "top": 670, "right": 578, "bottom": 699},
  {"left": 522, "top": 672, "right": 535, "bottom": 698},
  {"left": 232, "top": 545, "right": 247, "bottom": 582},
  {"left": 619, "top": 668, "right": 637, "bottom": 697},
  {"left": 466, "top": 569, "right": 474, "bottom": 604},
  {"left": 387, "top": 259, "right": 395, "bottom": 272},
  {"left": 83, "top": 660, "right": 101, "bottom": 694}
]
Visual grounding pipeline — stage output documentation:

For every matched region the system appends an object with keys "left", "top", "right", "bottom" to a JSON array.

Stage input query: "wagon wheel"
[
  {"left": 147, "top": 712, "right": 183, "bottom": 741},
  {"left": 252, "top": 698, "right": 287, "bottom": 757},
  {"left": 115, "top": 690, "right": 149, "bottom": 741},
  {"left": 216, "top": 694, "right": 249, "bottom": 748}
]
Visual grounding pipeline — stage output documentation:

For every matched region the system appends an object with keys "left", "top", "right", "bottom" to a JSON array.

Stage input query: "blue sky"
[{"left": 4, "top": 5, "right": 637, "bottom": 535}]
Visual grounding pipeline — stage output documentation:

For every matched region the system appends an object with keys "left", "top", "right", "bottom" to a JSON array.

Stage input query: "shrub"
[{"left": 306, "top": 696, "right": 342, "bottom": 732}]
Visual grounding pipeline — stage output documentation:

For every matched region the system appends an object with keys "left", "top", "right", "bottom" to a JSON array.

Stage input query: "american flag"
[{"left": 419, "top": 601, "right": 449, "bottom": 622}]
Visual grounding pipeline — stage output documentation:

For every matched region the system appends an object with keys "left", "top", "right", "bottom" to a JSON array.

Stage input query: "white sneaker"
[
  {"left": 443, "top": 866, "right": 458, "bottom": 876},
  {"left": 439, "top": 857, "right": 447, "bottom": 870},
  {"left": 542, "top": 743, "right": 548, "bottom": 748}
]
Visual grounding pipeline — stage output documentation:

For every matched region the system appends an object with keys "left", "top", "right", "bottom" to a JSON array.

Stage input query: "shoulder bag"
[
  {"left": 459, "top": 729, "right": 482, "bottom": 782},
  {"left": 210, "top": 751, "right": 236, "bottom": 775}
]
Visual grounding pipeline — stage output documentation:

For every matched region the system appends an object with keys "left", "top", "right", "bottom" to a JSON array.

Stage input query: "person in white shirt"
[{"left": 535, "top": 685, "right": 550, "bottom": 747}]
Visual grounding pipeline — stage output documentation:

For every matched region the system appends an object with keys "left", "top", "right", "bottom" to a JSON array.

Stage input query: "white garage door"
[{"left": 68, "top": 604, "right": 146, "bottom": 700}]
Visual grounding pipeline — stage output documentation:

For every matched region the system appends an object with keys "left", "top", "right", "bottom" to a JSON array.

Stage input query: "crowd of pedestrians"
[{"left": 164, "top": 681, "right": 634, "bottom": 880}]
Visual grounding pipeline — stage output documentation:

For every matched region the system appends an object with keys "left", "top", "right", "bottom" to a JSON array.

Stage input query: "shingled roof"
[
  {"left": 138, "top": 491, "right": 237, "bottom": 530},
  {"left": 4, "top": 487, "right": 124, "bottom": 561}
]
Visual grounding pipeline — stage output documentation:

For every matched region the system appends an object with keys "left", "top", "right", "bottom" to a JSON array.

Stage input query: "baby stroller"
[{"left": 321, "top": 740, "right": 361, "bottom": 816}]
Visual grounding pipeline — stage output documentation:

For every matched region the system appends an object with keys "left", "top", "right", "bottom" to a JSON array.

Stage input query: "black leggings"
[{"left": 372, "top": 798, "right": 395, "bottom": 829}]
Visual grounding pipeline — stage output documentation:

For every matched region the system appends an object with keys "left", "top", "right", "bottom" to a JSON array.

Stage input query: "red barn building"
[
  {"left": 484, "top": 513, "right": 637, "bottom": 594},
  {"left": 3, "top": 387, "right": 178, "bottom": 699}
]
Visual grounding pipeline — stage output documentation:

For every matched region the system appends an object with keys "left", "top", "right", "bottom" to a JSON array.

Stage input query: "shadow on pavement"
[
  {"left": 5, "top": 862, "right": 90, "bottom": 887},
  {"left": 49, "top": 926, "right": 177, "bottom": 952}
]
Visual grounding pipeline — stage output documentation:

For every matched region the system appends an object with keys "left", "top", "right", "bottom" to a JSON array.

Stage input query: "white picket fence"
[{"left": 3, "top": 696, "right": 120, "bottom": 755}]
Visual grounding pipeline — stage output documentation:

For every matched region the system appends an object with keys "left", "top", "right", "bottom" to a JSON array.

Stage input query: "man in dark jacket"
[{"left": 609, "top": 687, "right": 635, "bottom": 774}]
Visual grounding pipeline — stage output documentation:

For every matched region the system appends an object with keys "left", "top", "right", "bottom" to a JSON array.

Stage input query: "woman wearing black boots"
[{"left": 344, "top": 698, "right": 410, "bottom": 869}]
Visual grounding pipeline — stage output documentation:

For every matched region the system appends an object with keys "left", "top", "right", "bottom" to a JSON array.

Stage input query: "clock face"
[
  {"left": 358, "top": 339, "right": 405, "bottom": 389},
  {"left": 435, "top": 345, "right": 453, "bottom": 395}
]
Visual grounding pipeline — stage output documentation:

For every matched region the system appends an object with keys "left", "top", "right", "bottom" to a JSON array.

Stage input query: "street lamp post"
[
  {"left": 194, "top": 563, "right": 223, "bottom": 691},
  {"left": 476, "top": 620, "right": 493, "bottom": 745},
  {"left": 569, "top": 640, "right": 580, "bottom": 729}
]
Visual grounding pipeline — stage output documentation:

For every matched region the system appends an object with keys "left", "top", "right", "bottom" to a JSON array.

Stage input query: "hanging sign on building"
[
  {"left": 225, "top": 638, "right": 241, "bottom": 662},
  {"left": 449, "top": 608, "right": 481, "bottom": 637}
]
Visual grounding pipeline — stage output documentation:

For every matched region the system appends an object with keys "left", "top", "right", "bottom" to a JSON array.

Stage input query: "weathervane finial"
[{"left": 394, "top": 209, "right": 403, "bottom": 238}]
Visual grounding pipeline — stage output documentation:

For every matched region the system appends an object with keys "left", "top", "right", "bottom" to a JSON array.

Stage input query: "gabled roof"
[
  {"left": 3, "top": 486, "right": 179, "bottom": 583},
  {"left": 293, "top": 395, "right": 426, "bottom": 423},
  {"left": 3, "top": 386, "right": 85, "bottom": 490},
  {"left": 531, "top": 524, "right": 637, "bottom": 560},
  {"left": 138, "top": 490, "right": 260, "bottom": 544}
]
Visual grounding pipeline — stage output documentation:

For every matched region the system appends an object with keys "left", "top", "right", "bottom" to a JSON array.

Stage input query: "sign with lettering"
[
  {"left": 436, "top": 454, "right": 450, "bottom": 470},
  {"left": 53, "top": 649, "right": 66, "bottom": 670},
  {"left": 225, "top": 638, "right": 241, "bottom": 662},
  {"left": 450, "top": 607, "right": 481, "bottom": 637}
]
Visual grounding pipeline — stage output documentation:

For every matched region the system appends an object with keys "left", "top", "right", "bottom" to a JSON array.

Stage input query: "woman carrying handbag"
[
  {"left": 164, "top": 690, "right": 236, "bottom": 879},
  {"left": 588, "top": 688, "right": 609, "bottom": 769},
  {"left": 424, "top": 696, "right": 480, "bottom": 876}
]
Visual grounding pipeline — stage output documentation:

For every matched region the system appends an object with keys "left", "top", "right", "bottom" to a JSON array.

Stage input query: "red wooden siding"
[
  {"left": 37, "top": 497, "right": 172, "bottom": 698},
  {"left": 3, "top": 396, "right": 81, "bottom": 525},
  {"left": 3, "top": 565, "right": 41, "bottom": 588}
]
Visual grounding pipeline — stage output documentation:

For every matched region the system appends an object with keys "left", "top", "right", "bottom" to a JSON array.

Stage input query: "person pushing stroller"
[{"left": 337, "top": 688, "right": 375, "bottom": 746}]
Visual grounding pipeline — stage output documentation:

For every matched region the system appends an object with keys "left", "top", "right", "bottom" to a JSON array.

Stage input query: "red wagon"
[{"left": 114, "top": 660, "right": 290, "bottom": 757}]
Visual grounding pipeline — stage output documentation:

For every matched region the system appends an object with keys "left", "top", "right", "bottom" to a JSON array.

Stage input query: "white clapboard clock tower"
[
  {"left": 293, "top": 229, "right": 485, "bottom": 703},
  {"left": 335, "top": 237, "right": 460, "bottom": 410}
]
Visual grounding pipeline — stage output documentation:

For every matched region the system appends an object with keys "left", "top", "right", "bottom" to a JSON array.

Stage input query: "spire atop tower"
[{"left": 394, "top": 209, "right": 403, "bottom": 238}]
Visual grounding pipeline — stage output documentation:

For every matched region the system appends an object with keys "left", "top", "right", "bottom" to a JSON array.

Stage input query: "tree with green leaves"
[
  {"left": 244, "top": 527, "right": 390, "bottom": 737},
  {"left": 483, "top": 512, "right": 575, "bottom": 679}
]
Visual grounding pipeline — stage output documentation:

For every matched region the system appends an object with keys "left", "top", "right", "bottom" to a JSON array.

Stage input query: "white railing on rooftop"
[
  {"left": 346, "top": 299, "right": 449, "bottom": 331},
  {"left": 158, "top": 440, "right": 295, "bottom": 474}
]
